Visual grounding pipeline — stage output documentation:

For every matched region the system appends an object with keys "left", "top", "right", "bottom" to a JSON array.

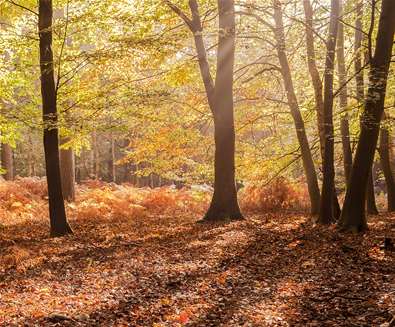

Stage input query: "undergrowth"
[
  {"left": 0, "top": 177, "right": 310, "bottom": 226},
  {"left": 239, "top": 177, "right": 309, "bottom": 213}
]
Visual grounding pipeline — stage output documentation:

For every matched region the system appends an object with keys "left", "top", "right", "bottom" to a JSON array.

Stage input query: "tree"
[
  {"left": 353, "top": 0, "right": 378, "bottom": 215},
  {"left": 366, "top": 170, "right": 379, "bottom": 215},
  {"left": 0, "top": 22, "right": 14, "bottom": 182},
  {"left": 59, "top": 109, "right": 75, "bottom": 202},
  {"left": 336, "top": 0, "right": 352, "bottom": 183},
  {"left": 338, "top": 0, "right": 395, "bottom": 232},
  {"left": 318, "top": 0, "right": 340, "bottom": 224},
  {"left": 108, "top": 131, "right": 116, "bottom": 183},
  {"left": 38, "top": 0, "right": 72, "bottom": 236},
  {"left": 89, "top": 131, "right": 98, "bottom": 179},
  {"left": 273, "top": 0, "right": 320, "bottom": 215},
  {"left": 166, "top": 0, "right": 243, "bottom": 221},
  {"left": 303, "top": 0, "right": 341, "bottom": 218},
  {"left": 60, "top": 137, "right": 76, "bottom": 202},
  {"left": 379, "top": 115, "right": 395, "bottom": 212},
  {"left": 302, "top": 0, "right": 325, "bottom": 158},
  {"left": 1, "top": 143, "right": 13, "bottom": 180}
]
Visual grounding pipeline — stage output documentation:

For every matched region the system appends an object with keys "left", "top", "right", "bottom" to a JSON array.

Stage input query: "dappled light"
[
  {"left": 1, "top": 0, "right": 395, "bottom": 325},
  {"left": 1, "top": 181, "right": 395, "bottom": 325}
]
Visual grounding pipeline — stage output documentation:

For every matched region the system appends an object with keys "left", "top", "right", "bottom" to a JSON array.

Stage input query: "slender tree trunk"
[
  {"left": 27, "top": 133, "right": 34, "bottom": 177},
  {"left": 379, "top": 123, "right": 395, "bottom": 212},
  {"left": 60, "top": 137, "right": 76, "bottom": 202},
  {"left": 91, "top": 131, "right": 99, "bottom": 179},
  {"left": 75, "top": 155, "right": 81, "bottom": 183},
  {"left": 122, "top": 139, "right": 133, "bottom": 184},
  {"left": 27, "top": 148, "right": 32, "bottom": 177},
  {"left": 273, "top": 0, "right": 320, "bottom": 215},
  {"left": 336, "top": 0, "right": 352, "bottom": 182},
  {"left": 354, "top": 1, "right": 364, "bottom": 103},
  {"left": 1, "top": 143, "right": 13, "bottom": 181},
  {"left": 303, "top": 0, "right": 325, "bottom": 158},
  {"left": 366, "top": 171, "right": 379, "bottom": 214},
  {"left": 338, "top": 0, "right": 395, "bottom": 232},
  {"left": 135, "top": 163, "right": 140, "bottom": 187},
  {"left": 303, "top": 0, "right": 341, "bottom": 217},
  {"left": 38, "top": 0, "right": 72, "bottom": 237},
  {"left": 108, "top": 132, "right": 116, "bottom": 183},
  {"left": 319, "top": 0, "right": 340, "bottom": 224},
  {"left": 354, "top": 0, "right": 378, "bottom": 212}
]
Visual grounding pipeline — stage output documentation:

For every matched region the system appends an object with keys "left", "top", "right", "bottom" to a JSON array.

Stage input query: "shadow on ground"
[{"left": 1, "top": 212, "right": 394, "bottom": 326}]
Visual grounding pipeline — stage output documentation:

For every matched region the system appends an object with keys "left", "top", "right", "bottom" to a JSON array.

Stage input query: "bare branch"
[
  {"left": 367, "top": 0, "right": 376, "bottom": 61},
  {"left": 164, "top": 0, "right": 195, "bottom": 31},
  {"left": 5, "top": 0, "right": 38, "bottom": 16},
  {"left": 56, "top": 0, "right": 70, "bottom": 96}
]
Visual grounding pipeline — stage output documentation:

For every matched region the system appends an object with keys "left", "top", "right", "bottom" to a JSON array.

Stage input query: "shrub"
[
  {"left": 239, "top": 177, "right": 309, "bottom": 213},
  {"left": 71, "top": 187, "right": 146, "bottom": 220}
]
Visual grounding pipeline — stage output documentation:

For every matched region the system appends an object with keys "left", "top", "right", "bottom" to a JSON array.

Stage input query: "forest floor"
[{"left": 0, "top": 180, "right": 394, "bottom": 326}]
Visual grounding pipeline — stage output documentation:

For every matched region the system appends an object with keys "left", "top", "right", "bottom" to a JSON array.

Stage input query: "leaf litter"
[{"left": 0, "top": 179, "right": 394, "bottom": 326}]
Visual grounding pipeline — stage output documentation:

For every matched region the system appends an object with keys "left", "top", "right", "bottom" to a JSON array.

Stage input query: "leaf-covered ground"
[{"left": 0, "top": 183, "right": 394, "bottom": 326}]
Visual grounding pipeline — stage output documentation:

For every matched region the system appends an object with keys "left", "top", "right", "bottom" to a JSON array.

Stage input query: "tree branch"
[
  {"left": 164, "top": 0, "right": 194, "bottom": 31},
  {"left": 5, "top": 0, "right": 38, "bottom": 16}
]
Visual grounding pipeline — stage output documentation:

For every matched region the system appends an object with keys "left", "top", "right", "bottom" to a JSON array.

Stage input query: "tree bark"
[
  {"left": 354, "top": 0, "right": 379, "bottom": 213},
  {"left": 338, "top": 0, "right": 395, "bottom": 232},
  {"left": 302, "top": 0, "right": 325, "bottom": 159},
  {"left": 38, "top": 0, "right": 72, "bottom": 237},
  {"left": 27, "top": 133, "right": 35, "bottom": 177},
  {"left": 366, "top": 171, "right": 379, "bottom": 215},
  {"left": 273, "top": 0, "right": 320, "bottom": 215},
  {"left": 168, "top": 0, "right": 243, "bottom": 221},
  {"left": 91, "top": 130, "right": 99, "bottom": 179},
  {"left": 336, "top": 0, "right": 352, "bottom": 183},
  {"left": 203, "top": 0, "right": 243, "bottom": 221},
  {"left": 354, "top": 1, "right": 364, "bottom": 103},
  {"left": 391, "top": 135, "right": 395, "bottom": 172},
  {"left": 379, "top": 122, "right": 395, "bottom": 212},
  {"left": 319, "top": 0, "right": 340, "bottom": 224},
  {"left": 1, "top": 143, "right": 13, "bottom": 181},
  {"left": 60, "top": 137, "right": 76, "bottom": 202},
  {"left": 108, "top": 132, "right": 116, "bottom": 183}
]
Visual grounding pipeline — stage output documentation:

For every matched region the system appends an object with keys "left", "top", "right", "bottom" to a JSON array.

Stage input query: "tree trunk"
[
  {"left": 38, "top": 0, "right": 72, "bottom": 237},
  {"left": 203, "top": 0, "right": 243, "bottom": 221},
  {"left": 27, "top": 147, "right": 32, "bottom": 177},
  {"left": 273, "top": 0, "right": 321, "bottom": 215},
  {"left": 303, "top": 0, "right": 325, "bottom": 159},
  {"left": 366, "top": 170, "right": 379, "bottom": 214},
  {"left": 379, "top": 124, "right": 395, "bottom": 212},
  {"left": 354, "top": 0, "right": 379, "bottom": 213},
  {"left": 338, "top": 0, "right": 395, "bottom": 232},
  {"left": 108, "top": 132, "right": 116, "bottom": 183},
  {"left": 1, "top": 143, "right": 13, "bottom": 181},
  {"left": 168, "top": 0, "right": 242, "bottom": 221},
  {"left": 60, "top": 137, "right": 76, "bottom": 202},
  {"left": 91, "top": 131, "right": 99, "bottom": 179},
  {"left": 354, "top": 0, "right": 364, "bottom": 103},
  {"left": 27, "top": 133, "right": 34, "bottom": 177},
  {"left": 336, "top": 0, "right": 352, "bottom": 182},
  {"left": 75, "top": 155, "right": 81, "bottom": 183},
  {"left": 319, "top": 0, "right": 340, "bottom": 224},
  {"left": 391, "top": 135, "right": 395, "bottom": 172}
]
